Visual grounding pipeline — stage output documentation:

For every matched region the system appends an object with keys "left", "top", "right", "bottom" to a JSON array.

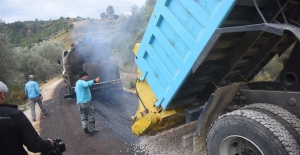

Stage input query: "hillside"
[
  {"left": 4, "top": 17, "right": 120, "bottom": 48},
  {"left": 5, "top": 17, "right": 73, "bottom": 47},
  {"left": 51, "top": 18, "right": 120, "bottom": 48}
]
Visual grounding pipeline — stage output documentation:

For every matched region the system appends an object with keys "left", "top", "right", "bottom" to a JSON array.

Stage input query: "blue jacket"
[
  {"left": 25, "top": 81, "right": 41, "bottom": 99},
  {"left": 75, "top": 79, "right": 94, "bottom": 104}
]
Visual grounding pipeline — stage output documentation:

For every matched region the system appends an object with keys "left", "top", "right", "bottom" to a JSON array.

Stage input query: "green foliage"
[
  {"left": 0, "top": 22, "right": 63, "bottom": 105},
  {"left": 109, "top": 0, "right": 156, "bottom": 73},
  {"left": 7, "top": 83, "right": 27, "bottom": 106},
  {"left": 113, "top": 15, "right": 119, "bottom": 19},
  {"left": 129, "top": 80, "right": 135, "bottom": 89},
  {"left": 106, "top": 5, "right": 115, "bottom": 17},
  {"left": 0, "top": 21, "right": 19, "bottom": 86},
  {"left": 144, "top": 0, "right": 157, "bottom": 20},
  {"left": 253, "top": 55, "right": 284, "bottom": 81},
  {"left": 100, "top": 12, "right": 107, "bottom": 19},
  {"left": 131, "top": 5, "right": 138, "bottom": 15},
  {"left": 6, "top": 18, "right": 72, "bottom": 47},
  {"left": 13, "top": 41, "right": 63, "bottom": 81},
  {"left": 253, "top": 71, "right": 272, "bottom": 81},
  {"left": 101, "top": 5, "right": 119, "bottom": 19},
  {"left": 31, "top": 41, "right": 63, "bottom": 62}
]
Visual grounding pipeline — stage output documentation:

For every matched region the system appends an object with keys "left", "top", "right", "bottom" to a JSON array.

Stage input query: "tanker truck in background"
[
  {"left": 61, "top": 41, "right": 122, "bottom": 95},
  {"left": 131, "top": 0, "right": 300, "bottom": 154}
]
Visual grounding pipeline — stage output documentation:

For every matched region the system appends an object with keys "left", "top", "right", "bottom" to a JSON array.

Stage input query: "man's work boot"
[{"left": 89, "top": 129, "right": 98, "bottom": 135}]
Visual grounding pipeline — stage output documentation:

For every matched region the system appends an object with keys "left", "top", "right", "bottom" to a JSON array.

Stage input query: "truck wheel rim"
[{"left": 220, "top": 135, "right": 264, "bottom": 155}]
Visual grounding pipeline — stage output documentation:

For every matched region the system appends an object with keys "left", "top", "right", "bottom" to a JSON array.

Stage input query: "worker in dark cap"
[
  {"left": 75, "top": 71, "right": 101, "bottom": 135},
  {"left": 24, "top": 75, "right": 48, "bottom": 122}
]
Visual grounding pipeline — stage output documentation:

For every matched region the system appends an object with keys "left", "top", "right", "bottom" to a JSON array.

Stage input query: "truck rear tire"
[
  {"left": 207, "top": 109, "right": 299, "bottom": 155},
  {"left": 242, "top": 103, "right": 300, "bottom": 145}
]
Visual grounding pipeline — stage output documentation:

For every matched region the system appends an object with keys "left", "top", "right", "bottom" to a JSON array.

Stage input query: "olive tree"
[
  {"left": 0, "top": 21, "right": 18, "bottom": 86},
  {"left": 14, "top": 40, "right": 64, "bottom": 82}
]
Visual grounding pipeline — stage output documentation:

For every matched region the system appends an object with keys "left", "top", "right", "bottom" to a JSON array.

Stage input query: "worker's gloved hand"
[{"left": 94, "top": 77, "right": 101, "bottom": 83}]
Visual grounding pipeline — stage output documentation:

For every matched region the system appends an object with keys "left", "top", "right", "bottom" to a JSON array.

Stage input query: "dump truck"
[
  {"left": 61, "top": 42, "right": 122, "bottom": 95},
  {"left": 131, "top": 0, "right": 300, "bottom": 154}
]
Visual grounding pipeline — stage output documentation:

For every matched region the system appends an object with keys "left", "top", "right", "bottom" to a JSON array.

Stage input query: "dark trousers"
[{"left": 78, "top": 101, "right": 96, "bottom": 132}]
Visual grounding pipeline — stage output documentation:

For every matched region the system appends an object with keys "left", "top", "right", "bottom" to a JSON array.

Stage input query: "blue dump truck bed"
[
  {"left": 135, "top": 0, "right": 300, "bottom": 110},
  {"left": 135, "top": 0, "right": 236, "bottom": 109}
]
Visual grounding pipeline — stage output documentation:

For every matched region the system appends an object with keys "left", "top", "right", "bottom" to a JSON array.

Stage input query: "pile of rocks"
[{"left": 134, "top": 122, "right": 207, "bottom": 155}]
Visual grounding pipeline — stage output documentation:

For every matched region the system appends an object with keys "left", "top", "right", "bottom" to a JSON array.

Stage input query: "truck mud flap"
[{"left": 193, "top": 82, "right": 243, "bottom": 153}]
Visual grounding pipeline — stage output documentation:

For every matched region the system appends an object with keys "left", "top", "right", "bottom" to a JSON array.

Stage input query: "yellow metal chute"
[{"left": 131, "top": 43, "right": 186, "bottom": 136}]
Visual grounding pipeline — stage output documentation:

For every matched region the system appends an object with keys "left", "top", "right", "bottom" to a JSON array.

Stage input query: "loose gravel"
[{"left": 133, "top": 121, "right": 207, "bottom": 155}]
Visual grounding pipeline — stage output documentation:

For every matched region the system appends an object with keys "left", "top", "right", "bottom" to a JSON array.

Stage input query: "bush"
[
  {"left": 129, "top": 80, "right": 136, "bottom": 89},
  {"left": 7, "top": 83, "right": 27, "bottom": 106},
  {"left": 13, "top": 40, "right": 63, "bottom": 81},
  {"left": 3, "top": 40, "right": 64, "bottom": 107}
]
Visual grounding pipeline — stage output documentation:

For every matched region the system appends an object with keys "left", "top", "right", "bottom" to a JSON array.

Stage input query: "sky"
[{"left": 0, "top": 0, "right": 146, "bottom": 23}]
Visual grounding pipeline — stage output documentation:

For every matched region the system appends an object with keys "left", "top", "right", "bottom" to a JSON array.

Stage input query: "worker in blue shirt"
[
  {"left": 75, "top": 71, "right": 101, "bottom": 135},
  {"left": 25, "top": 75, "right": 48, "bottom": 122}
]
